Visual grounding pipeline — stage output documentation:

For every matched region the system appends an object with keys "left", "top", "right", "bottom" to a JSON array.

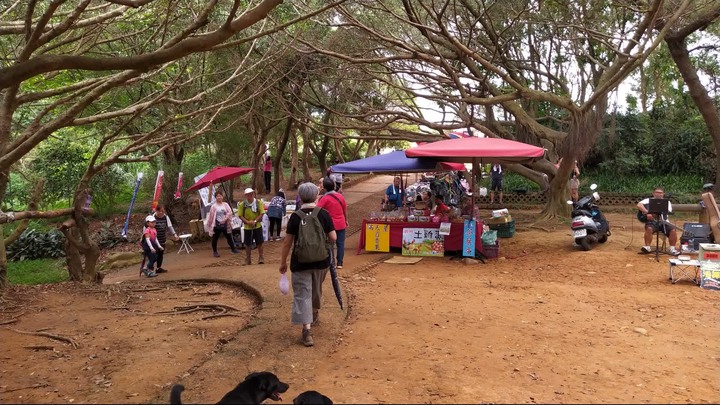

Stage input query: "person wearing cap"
[
  {"left": 239, "top": 187, "right": 266, "bottom": 265},
  {"left": 152, "top": 205, "right": 179, "bottom": 273},
  {"left": 206, "top": 191, "right": 239, "bottom": 257},
  {"left": 267, "top": 189, "right": 287, "bottom": 241},
  {"left": 141, "top": 215, "right": 163, "bottom": 277}
]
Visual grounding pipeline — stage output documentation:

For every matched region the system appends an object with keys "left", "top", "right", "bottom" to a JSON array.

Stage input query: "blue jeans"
[
  {"left": 142, "top": 244, "right": 157, "bottom": 270},
  {"left": 335, "top": 228, "right": 346, "bottom": 266}
]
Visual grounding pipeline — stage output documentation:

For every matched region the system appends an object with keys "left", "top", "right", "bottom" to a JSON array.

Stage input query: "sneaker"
[
  {"left": 213, "top": 251, "right": 220, "bottom": 258},
  {"left": 336, "top": 264, "right": 343, "bottom": 269},
  {"left": 258, "top": 256, "right": 265, "bottom": 264},
  {"left": 155, "top": 267, "right": 168, "bottom": 274},
  {"left": 231, "top": 249, "right": 239, "bottom": 254},
  {"left": 142, "top": 268, "right": 158, "bottom": 278},
  {"left": 669, "top": 246, "right": 680, "bottom": 256},
  {"left": 640, "top": 246, "right": 653, "bottom": 253},
  {"left": 302, "top": 328, "right": 314, "bottom": 347}
]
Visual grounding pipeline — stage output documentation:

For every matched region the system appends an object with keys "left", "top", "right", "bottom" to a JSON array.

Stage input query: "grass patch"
[{"left": 8, "top": 259, "right": 69, "bottom": 285}]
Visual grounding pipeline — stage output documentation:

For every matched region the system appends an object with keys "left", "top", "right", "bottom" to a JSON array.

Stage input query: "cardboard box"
[
  {"left": 492, "top": 208, "right": 509, "bottom": 218},
  {"left": 486, "top": 215, "right": 513, "bottom": 225},
  {"left": 698, "top": 243, "right": 720, "bottom": 262}
]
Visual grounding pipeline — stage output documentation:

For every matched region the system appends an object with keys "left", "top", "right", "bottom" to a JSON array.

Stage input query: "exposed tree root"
[
  {"left": 201, "top": 312, "right": 242, "bottom": 320},
  {"left": 155, "top": 304, "right": 243, "bottom": 320},
  {"left": 131, "top": 287, "right": 164, "bottom": 292},
  {"left": 24, "top": 345, "right": 55, "bottom": 351},
  {"left": 0, "top": 383, "right": 50, "bottom": 394},
  {"left": 3, "top": 328, "right": 79, "bottom": 348}
]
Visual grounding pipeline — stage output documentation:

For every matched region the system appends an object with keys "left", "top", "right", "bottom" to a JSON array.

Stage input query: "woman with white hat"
[{"left": 239, "top": 187, "right": 266, "bottom": 265}]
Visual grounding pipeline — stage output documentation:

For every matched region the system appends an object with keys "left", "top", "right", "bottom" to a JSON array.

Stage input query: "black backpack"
[{"left": 293, "top": 207, "right": 329, "bottom": 263}]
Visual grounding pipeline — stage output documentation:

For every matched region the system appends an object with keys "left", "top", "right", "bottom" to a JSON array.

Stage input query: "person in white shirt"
[{"left": 636, "top": 186, "right": 679, "bottom": 256}]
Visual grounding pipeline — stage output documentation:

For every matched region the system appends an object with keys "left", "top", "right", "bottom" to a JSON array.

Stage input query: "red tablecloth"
[{"left": 357, "top": 220, "right": 484, "bottom": 255}]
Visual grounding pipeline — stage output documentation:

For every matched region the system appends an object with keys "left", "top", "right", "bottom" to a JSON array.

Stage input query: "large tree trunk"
[
  {"left": 161, "top": 145, "right": 185, "bottom": 214},
  {"left": 61, "top": 216, "right": 102, "bottom": 283},
  {"left": 0, "top": 224, "right": 7, "bottom": 289},
  {"left": 666, "top": 37, "right": 720, "bottom": 186},
  {"left": 275, "top": 116, "right": 293, "bottom": 193},
  {"left": 289, "top": 130, "right": 299, "bottom": 188},
  {"left": 301, "top": 128, "right": 312, "bottom": 182}
]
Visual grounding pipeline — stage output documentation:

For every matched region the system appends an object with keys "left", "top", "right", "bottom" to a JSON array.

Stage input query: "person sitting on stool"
[{"left": 637, "top": 186, "right": 679, "bottom": 256}]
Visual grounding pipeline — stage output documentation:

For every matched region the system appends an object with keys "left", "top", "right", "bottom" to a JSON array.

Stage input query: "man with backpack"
[{"left": 279, "top": 182, "right": 336, "bottom": 347}]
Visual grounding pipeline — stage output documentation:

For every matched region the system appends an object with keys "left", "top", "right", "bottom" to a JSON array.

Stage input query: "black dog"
[
  {"left": 170, "top": 371, "right": 289, "bottom": 404},
  {"left": 293, "top": 390, "right": 333, "bottom": 404}
]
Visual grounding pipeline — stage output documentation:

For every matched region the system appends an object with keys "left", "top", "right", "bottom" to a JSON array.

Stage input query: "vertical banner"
[
  {"left": 151, "top": 170, "right": 164, "bottom": 211},
  {"left": 462, "top": 219, "right": 477, "bottom": 257},
  {"left": 121, "top": 173, "right": 143, "bottom": 238},
  {"left": 365, "top": 223, "right": 390, "bottom": 252},
  {"left": 174, "top": 172, "right": 183, "bottom": 200}
]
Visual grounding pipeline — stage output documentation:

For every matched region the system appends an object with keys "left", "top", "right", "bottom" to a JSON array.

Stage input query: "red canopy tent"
[
  {"left": 186, "top": 166, "right": 254, "bottom": 192},
  {"left": 405, "top": 136, "right": 545, "bottom": 215},
  {"left": 405, "top": 136, "right": 545, "bottom": 164}
]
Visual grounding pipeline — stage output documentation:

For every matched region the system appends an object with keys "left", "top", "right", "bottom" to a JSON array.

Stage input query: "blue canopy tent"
[{"left": 329, "top": 150, "right": 465, "bottom": 174}]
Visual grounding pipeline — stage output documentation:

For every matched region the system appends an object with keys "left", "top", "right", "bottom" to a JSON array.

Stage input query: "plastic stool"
[{"left": 178, "top": 234, "right": 194, "bottom": 254}]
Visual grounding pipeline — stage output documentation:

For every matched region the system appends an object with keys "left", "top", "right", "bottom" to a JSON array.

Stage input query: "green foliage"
[
  {"left": 588, "top": 108, "right": 714, "bottom": 179},
  {"left": 2, "top": 172, "right": 31, "bottom": 211},
  {"left": 582, "top": 170, "right": 703, "bottom": 203},
  {"left": 478, "top": 172, "right": 542, "bottom": 193},
  {"left": 8, "top": 259, "right": 69, "bottom": 285},
  {"left": 90, "top": 165, "right": 133, "bottom": 215},
  {"left": 6, "top": 228, "right": 66, "bottom": 262},
  {"left": 32, "top": 137, "right": 88, "bottom": 205},
  {"left": 94, "top": 221, "right": 127, "bottom": 249}
]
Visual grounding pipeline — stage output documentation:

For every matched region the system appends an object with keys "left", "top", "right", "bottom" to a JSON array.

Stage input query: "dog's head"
[
  {"left": 245, "top": 372, "right": 289, "bottom": 402},
  {"left": 293, "top": 390, "right": 333, "bottom": 404}
]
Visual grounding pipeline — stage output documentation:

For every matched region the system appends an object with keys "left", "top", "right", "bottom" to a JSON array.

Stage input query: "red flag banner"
[
  {"left": 174, "top": 172, "right": 183, "bottom": 200},
  {"left": 152, "top": 170, "right": 164, "bottom": 211}
]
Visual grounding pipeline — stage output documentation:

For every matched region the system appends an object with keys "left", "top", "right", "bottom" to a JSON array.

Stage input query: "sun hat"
[
  {"left": 145, "top": 215, "right": 156, "bottom": 222},
  {"left": 244, "top": 187, "right": 254, "bottom": 194}
]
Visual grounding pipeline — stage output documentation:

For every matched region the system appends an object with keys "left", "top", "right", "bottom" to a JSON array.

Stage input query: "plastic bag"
[
  {"left": 481, "top": 230, "right": 498, "bottom": 246},
  {"left": 279, "top": 273, "right": 289, "bottom": 295}
]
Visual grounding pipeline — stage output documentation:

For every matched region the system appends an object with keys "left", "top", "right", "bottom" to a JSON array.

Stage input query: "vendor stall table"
[{"left": 357, "top": 219, "right": 484, "bottom": 255}]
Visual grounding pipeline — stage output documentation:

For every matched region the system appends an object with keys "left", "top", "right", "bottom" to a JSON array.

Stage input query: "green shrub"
[{"left": 6, "top": 228, "right": 66, "bottom": 261}]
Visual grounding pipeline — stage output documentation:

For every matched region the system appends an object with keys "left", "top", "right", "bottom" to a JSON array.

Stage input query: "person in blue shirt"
[{"left": 383, "top": 176, "right": 404, "bottom": 210}]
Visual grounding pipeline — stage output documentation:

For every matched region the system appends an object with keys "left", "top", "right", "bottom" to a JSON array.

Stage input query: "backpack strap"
[{"left": 323, "top": 193, "right": 347, "bottom": 221}]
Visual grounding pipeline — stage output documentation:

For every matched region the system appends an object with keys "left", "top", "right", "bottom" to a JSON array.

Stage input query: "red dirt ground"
[{"left": 1, "top": 175, "right": 718, "bottom": 404}]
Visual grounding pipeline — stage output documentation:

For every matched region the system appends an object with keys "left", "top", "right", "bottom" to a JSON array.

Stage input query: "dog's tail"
[{"left": 170, "top": 384, "right": 185, "bottom": 404}]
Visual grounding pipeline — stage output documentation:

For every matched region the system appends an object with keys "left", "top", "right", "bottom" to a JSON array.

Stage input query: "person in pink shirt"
[
  {"left": 263, "top": 155, "right": 273, "bottom": 194},
  {"left": 317, "top": 177, "right": 348, "bottom": 269},
  {"left": 141, "top": 215, "right": 163, "bottom": 277}
]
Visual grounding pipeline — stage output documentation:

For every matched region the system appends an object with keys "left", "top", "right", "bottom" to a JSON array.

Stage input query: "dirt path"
[{"left": 1, "top": 174, "right": 719, "bottom": 404}]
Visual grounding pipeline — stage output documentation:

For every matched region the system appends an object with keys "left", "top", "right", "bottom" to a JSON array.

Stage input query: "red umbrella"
[
  {"left": 186, "top": 166, "right": 254, "bottom": 192},
  {"left": 405, "top": 136, "right": 545, "bottom": 163}
]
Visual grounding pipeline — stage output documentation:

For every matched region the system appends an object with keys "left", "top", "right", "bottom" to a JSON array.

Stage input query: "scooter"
[{"left": 568, "top": 183, "right": 611, "bottom": 251}]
